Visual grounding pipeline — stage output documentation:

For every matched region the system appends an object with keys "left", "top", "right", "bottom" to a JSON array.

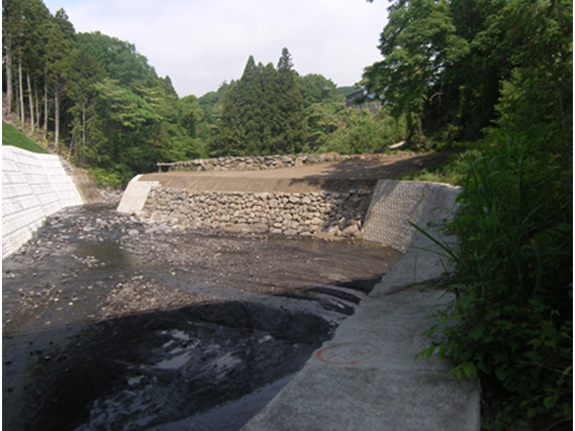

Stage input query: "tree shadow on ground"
[{"left": 288, "top": 152, "right": 454, "bottom": 191}]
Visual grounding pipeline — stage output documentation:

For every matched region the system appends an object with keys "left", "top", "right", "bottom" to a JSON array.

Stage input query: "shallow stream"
[{"left": 3, "top": 204, "right": 402, "bottom": 431}]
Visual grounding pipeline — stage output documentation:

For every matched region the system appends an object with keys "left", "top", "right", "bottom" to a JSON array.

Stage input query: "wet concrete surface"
[{"left": 3, "top": 204, "right": 402, "bottom": 431}]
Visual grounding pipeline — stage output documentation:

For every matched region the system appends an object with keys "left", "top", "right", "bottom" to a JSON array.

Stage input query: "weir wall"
[
  {"left": 119, "top": 174, "right": 459, "bottom": 252},
  {"left": 141, "top": 187, "right": 373, "bottom": 238},
  {"left": 2, "top": 146, "right": 84, "bottom": 258}
]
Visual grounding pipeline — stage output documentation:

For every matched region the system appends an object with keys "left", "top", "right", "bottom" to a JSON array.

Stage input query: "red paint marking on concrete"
[{"left": 315, "top": 342, "right": 381, "bottom": 366}]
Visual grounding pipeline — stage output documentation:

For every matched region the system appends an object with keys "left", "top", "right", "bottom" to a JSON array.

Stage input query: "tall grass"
[{"left": 420, "top": 134, "right": 572, "bottom": 430}]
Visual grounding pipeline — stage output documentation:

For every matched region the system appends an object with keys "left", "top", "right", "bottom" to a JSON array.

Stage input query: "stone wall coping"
[{"left": 156, "top": 152, "right": 395, "bottom": 172}]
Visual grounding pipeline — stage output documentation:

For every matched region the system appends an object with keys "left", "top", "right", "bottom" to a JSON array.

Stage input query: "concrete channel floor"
[{"left": 242, "top": 215, "right": 481, "bottom": 431}]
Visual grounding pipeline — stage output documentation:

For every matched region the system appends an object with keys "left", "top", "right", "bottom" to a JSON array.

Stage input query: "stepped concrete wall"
[{"left": 2, "top": 146, "right": 84, "bottom": 258}]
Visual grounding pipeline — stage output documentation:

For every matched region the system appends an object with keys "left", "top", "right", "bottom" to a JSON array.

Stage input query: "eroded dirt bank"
[{"left": 3, "top": 204, "right": 402, "bottom": 431}]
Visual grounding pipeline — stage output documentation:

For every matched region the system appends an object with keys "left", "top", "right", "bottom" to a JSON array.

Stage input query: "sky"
[{"left": 43, "top": 0, "right": 389, "bottom": 98}]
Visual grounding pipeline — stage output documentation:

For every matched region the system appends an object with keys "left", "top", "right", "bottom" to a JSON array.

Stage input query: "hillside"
[{"left": 2, "top": 121, "right": 48, "bottom": 154}]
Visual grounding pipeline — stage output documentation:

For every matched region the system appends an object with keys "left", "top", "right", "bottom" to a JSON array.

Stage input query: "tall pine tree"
[
  {"left": 217, "top": 48, "right": 306, "bottom": 156},
  {"left": 272, "top": 47, "right": 305, "bottom": 153}
]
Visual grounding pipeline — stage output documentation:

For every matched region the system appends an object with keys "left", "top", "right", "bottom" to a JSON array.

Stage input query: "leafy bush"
[
  {"left": 420, "top": 134, "right": 572, "bottom": 430},
  {"left": 314, "top": 107, "right": 406, "bottom": 155},
  {"left": 88, "top": 166, "right": 132, "bottom": 189},
  {"left": 399, "top": 146, "right": 481, "bottom": 185}
]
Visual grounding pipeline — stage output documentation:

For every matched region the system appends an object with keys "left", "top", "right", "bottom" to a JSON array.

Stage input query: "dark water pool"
[{"left": 3, "top": 205, "right": 402, "bottom": 431}]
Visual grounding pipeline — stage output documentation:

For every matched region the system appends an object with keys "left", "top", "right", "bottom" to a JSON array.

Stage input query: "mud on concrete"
[{"left": 3, "top": 204, "right": 402, "bottom": 431}]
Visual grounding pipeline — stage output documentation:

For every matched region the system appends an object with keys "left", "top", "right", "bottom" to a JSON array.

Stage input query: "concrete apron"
[{"left": 242, "top": 180, "right": 481, "bottom": 431}]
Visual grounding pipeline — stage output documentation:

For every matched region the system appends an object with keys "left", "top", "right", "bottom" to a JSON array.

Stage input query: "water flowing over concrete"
[{"left": 2, "top": 146, "right": 83, "bottom": 258}]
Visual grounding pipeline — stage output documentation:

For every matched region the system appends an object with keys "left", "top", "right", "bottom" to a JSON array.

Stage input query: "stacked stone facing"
[
  {"left": 141, "top": 187, "right": 374, "bottom": 238},
  {"left": 159, "top": 152, "right": 395, "bottom": 172},
  {"left": 162, "top": 153, "right": 343, "bottom": 172}
]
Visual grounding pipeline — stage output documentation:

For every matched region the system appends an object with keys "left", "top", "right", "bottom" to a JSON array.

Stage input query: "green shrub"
[
  {"left": 399, "top": 146, "right": 482, "bottom": 185},
  {"left": 88, "top": 166, "right": 132, "bottom": 189},
  {"left": 420, "top": 134, "right": 572, "bottom": 430},
  {"left": 311, "top": 106, "right": 407, "bottom": 155}
]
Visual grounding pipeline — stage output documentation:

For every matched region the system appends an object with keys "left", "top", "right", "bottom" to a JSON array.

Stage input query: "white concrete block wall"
[{"left": 2, "top": 146, "right": 84, "bottom": 258}]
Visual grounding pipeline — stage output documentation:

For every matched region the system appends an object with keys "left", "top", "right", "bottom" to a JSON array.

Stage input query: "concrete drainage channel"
[{"left": 3, "top": 148, "right": 479, "bottom": 430}]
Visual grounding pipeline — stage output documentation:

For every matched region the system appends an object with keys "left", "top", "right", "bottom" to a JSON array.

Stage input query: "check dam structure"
[{"left": 2, "top": 148, "right": 479, "bottom": 430}]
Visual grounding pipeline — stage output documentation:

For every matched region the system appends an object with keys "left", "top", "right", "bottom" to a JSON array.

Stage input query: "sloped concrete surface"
[
  {"left": 116, "top": 175, "right": 159, "bottom": 214},
  {"left": 362, "top": 179, "right": 460, "bottom": 253},
  {"left": 242, "top": 185, "right": 481, "bottom": 431},
  {"left": 2, "top": 146, "right": 83, "bottom": 258}
]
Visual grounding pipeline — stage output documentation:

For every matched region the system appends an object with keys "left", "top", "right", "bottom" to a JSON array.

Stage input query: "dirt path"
[{"left": 141, "top": 151, "right": 452, "bottom": 193}]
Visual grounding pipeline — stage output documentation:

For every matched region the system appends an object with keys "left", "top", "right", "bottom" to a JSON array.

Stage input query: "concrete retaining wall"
[
  {"left": 2, "top": 146, "right": 84, "bottom": 258},
  {"left": 363, "top": 180, "right": 460, "bottom": 253}
]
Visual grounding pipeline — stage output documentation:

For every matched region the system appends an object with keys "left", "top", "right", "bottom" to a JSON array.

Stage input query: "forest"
[
  {"left": 361, "top": 1, "right": 571, "bottom": 430},
  {"left": 2, "top": 0, "right": 405, "bottom": 186},
  {"left": 2, "top": 0, "right": 573, "bottom": 428}
]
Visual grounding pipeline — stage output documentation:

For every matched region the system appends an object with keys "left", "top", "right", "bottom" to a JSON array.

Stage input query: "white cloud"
[{"left": 44, "top": 0, "right": 389, "bottom": 97}]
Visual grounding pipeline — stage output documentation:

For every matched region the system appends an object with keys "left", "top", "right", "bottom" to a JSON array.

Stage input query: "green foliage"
[
  {"left": 366, "top": 1, "right": 572, "bottom": 428},
  {"left": 487, "top": 0, "right": 572, "bottom": 152},
  {"left": 365, "top": 0, "right": 572, "bottom": 146},
  {"left": 2, "top": 121, "right": 48, "bottom": 153},
  {"left": 398, "top": 146, "right": 481, "bottom": 185},
  {"left": 76, "top": 32, "right": 156, "bottom": 89},
  {"left": 88, "top": 166, "right": 130, "bottom": 189},
  {"left": 3, "top": 2, "right": 206, "bottom": 186},
  {"left": 272, "top": 48, "right": 306, "bottom": 153},
  {"left": 196, "top": 84, "right": 228, "bottom": 153},
  {"left": 337, "top": 86, "right": 360, "bottom": 98},
  {"left": 315, "top": 107, "right": 405, "bottom": 155},
  {"left": 419, "top": 136, "right": 572, "bottom": 430},
  {"left": 303, "top": 102, "right": 341, "bottom": 151},
  {"left": 363, "top": 0, "right": 469, "bottom": 143},
  {"left": 298, "top": 74, "right": 343, "bottom": 108},
  {"left": 216, "top": 49, "right": 306, "bottom": 156}
]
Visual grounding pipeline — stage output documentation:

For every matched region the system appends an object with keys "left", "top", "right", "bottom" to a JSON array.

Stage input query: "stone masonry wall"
[
  {"left": 141, "top": 186, "right": 374, "bottom": 238},
  {"left": 159, "top": 152, "right": 391, "bottom": 172}
]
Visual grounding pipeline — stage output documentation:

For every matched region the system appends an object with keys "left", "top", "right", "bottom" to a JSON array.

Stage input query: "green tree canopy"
[
  {"left": 364, "top": 0, "right": 572, "bottom": 146},
  {"left": 216, "top": 48, "right": 306, "bottom": 156},
  {"left": 298, "top": 73, "right": 342, "bottom": 108},
  {"left": 363, "top": 0, "right": 468, "bottom": 144}
]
